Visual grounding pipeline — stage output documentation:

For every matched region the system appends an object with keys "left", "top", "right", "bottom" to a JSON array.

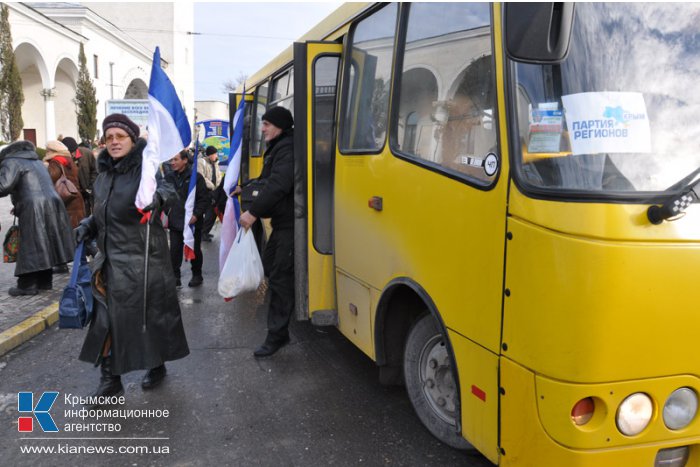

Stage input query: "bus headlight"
[
  {"left": 663, "top": 388, "right": 698, "bottom": 430},
  {"left": 616, "top": 393, "right": 653, "bottom": 436}
]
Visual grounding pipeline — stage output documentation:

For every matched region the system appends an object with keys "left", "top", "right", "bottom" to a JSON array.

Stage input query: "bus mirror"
[{"left": 505, "top": 3, "right": 574, "bottom": 63}]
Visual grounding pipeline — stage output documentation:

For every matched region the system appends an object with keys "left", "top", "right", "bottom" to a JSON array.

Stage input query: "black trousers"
[
  {"left": 262, "top": 229, "right": 295, "bottom": 343},
  {"left": 169, "top": 221, "right": 203, "bottom": 279},
  {"left": 202, "top": 195, "right": 216, "bottom": 236},
  {"left": 17, "top": 269, "right": 52, "bottom": 289}
]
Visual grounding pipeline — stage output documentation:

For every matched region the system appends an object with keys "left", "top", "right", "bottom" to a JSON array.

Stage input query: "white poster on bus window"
[{"left": 561, "top": 92, "right": 651, "bottom": 155}]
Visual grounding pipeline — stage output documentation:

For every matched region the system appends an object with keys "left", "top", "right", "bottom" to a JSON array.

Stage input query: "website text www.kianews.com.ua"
[{"left": 20, "top": 444, "right": 170, "bottom": 455}]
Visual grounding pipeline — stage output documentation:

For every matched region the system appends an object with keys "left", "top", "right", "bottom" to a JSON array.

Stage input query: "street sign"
[{"left": 106, "top": 99, "right": 149, "bottom": 130}]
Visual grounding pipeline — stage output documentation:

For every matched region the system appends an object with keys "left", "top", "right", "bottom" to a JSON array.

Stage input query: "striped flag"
[
  {"left": 136, "top": 46, "right": 191, "bottom": 211},
  {"left": 219, "top": 92, "right": 245, "bottom": 271},
  {"left": 183, "top": 142, "right": 199, "bottom": 261}
]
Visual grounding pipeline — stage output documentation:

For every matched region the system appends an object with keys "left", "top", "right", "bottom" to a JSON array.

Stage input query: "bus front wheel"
[{"left": 404, "top": 313, "right": 473, "bottom": 450}]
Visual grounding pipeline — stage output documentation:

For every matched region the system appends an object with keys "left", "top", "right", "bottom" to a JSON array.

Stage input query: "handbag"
[
  {"left": 54, "top": 163, "right": 79, "bottom": 203},
  {"left": 240, "top": 178, "right": 267, "bottom": 212},
  {"left": 58, "top": 241, "right": 94, "bottom": 329},
  {"left": 3, "top": 217, "right": 19, "bottom": 263}
]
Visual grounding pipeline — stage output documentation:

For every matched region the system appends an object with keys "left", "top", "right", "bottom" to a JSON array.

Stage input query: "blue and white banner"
[
  {"left": 136, "top": 47, "right": 192, "bottom": 210},
  {"left": 218, "top": 93, "right": 245, "bottom": 273}
]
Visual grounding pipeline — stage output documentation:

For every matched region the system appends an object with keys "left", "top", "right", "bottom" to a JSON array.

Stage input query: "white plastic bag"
[{"left": 218, "top": 228, "right": 264, "bottom": 299}]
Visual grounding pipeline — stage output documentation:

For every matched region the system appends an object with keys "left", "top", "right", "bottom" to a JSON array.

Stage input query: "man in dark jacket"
[
  {"left": 165, "top": 149, "right": 210, "bottom": 287},
  {"left": 198, "top": 145, "right": 222, "bottom": 241},
  {"left": 62, "top": 136, "right": 98, "bottom": 215},
  {"left": 239, "top": 106, "right": 295, "bottom": 357},
  {"left": 0, "top": 141, "right": 74, "bottom": 295}
]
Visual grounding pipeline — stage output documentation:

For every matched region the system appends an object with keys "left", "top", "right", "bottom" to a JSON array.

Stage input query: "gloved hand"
[
  {"left": 143, "top": 192, "right": 163, "bottom": 213},
  {"left": 74, "top": 223, "right": 91, "bottom": 243}
]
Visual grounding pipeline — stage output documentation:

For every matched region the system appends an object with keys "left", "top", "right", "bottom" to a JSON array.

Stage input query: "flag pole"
[{"left": 143, "top": 217, "right": 151, "bottom": 333}]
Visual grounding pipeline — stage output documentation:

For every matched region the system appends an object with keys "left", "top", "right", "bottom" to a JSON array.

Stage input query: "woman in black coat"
[
  {"left": 0, "top": 141, "right": 74, "bottom": 295},
  {"left": 75, "top": 114, "right": 189, "bottom": 399}
]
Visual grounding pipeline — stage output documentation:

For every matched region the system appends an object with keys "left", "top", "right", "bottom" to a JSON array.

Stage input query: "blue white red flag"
[
  {"left": 183, "top": 142, "right": 199, "bottom": 261},
  {"left": 136, "top": 47, "right": 192, "bottom": 211},
  {"left": 219, "top": 92, "right": 245, "bottom": 271}
]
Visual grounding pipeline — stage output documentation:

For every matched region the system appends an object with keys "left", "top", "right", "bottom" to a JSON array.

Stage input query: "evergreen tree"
[
  {"left": 75, "top": 42, "right": 98, "bottom": 143},
  {"left": 0, "top": 4, "right": 24, "bottom": 141}
]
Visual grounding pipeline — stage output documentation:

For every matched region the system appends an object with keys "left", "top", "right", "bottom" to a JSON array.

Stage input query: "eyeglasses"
[{"left": 106, "top": 134, "right": 129, "bottom": 143}]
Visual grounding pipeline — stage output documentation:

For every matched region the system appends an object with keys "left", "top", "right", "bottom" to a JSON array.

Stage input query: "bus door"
[{"left": 293, "top": 41, "right": 343, "bottom": 323}]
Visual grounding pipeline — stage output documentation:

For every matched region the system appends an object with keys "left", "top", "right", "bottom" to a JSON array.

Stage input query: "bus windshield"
[{"left": 512, "top": 3, "right": 700, "bottom": 198}]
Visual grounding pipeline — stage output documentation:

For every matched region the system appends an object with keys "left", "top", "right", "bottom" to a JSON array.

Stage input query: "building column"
[{"left": 41, "top": 88, "right": 57, "bottom": 141}]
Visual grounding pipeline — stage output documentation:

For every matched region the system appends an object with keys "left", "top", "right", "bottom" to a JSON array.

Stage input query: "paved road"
[{"left": 0, "top": 216, "right": 493, "bottom": 466}]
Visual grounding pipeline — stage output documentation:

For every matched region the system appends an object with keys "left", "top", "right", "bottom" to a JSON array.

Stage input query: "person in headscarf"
[{"left": 44, "top": 140, "right": 85, "bottom": 228}]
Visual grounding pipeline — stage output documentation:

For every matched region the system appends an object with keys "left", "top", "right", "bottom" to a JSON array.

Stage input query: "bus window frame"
[
  {"left": 388, "top": 3, "right": 502, "bottom": 191},
  {"left": 310, "top": 51, "right": 342, "bottom": 255},
  {"left": 338, "top": 2, "right": 400, "bottom": 157},
  {"left": 270, "top": 67, "right": 294, "bottom": 110},
  {"left": 250, "top": 79, "right": 271, "bottom": 158}
]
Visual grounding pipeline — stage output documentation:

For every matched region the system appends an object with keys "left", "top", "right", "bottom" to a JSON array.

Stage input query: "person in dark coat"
[
  {"left": 165, "top": 149, "right": 210, "bottom": 288},
  {"left": 198, "top": 145, "right": 222, "bottom": 241},
  {"left": 0, "top": 141, "right": 74, "bottom": 295},
  {"left": 74, "top": 113, "right": 189, "bottom": 400},
  {"left": 44, "top": 140, "right": 85, "bottom": 228},
  {"left": 62, "top": 136, "right": 98, "bottom": 215},
  {"left": 239, "top": 106, "right": 295, "bottom": 357}
]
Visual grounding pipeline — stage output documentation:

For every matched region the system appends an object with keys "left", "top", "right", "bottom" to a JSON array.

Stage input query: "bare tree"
[{"left": 221, "top": 71, "right": 248, "bottom": 94}]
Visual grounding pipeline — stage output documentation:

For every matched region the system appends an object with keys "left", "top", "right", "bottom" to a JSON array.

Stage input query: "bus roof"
[{"left": 239, "top": 2, "right": 370, "bottom": 91}]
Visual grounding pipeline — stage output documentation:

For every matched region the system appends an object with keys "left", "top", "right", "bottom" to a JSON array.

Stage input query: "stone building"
[{"left": 4, "top": 2, "right": 194, "bottom": 147}]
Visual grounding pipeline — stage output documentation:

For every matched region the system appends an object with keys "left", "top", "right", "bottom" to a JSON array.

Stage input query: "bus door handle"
[{"left": 368, "top": 196, "right": 383, "bottom": 211}]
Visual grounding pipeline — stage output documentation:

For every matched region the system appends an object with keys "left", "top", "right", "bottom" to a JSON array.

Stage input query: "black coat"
[
  {"left": 78, "top": 139, "right": 189, "bottom": 374},
  {"left": 248, "top": 129, "right": 294, "bottom": 230},
  {"left": 75, "top": 146, "right": 98, "bottom": 192},
  {"left": 0, "top": 141, "right": 74, "bottom": 275},
  {"left": 164, "top": 164, "right": 210, "bottom": 232}
]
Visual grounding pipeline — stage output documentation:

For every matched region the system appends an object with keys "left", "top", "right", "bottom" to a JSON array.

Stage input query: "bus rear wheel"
[{"left": 404, "top": 313, "right": 473, "bottom": 450}]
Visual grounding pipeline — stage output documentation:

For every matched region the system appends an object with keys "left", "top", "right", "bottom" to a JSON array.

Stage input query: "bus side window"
[
  {"left": 394, "top": 3, "right": 498, "bottom": 184},
  {"left": 271, "top": 69, "right": 294, "bottom": 114},
  {"left": 339, "top": 3, "right": 398, "bottom": 153},
  {"left": 250, "top": 83, "right": 269, "bottom": 157}
]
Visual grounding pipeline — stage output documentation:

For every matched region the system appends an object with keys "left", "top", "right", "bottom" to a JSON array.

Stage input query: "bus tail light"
[
  {"left": 655, "top": 446, "right": 689, "bottom": 467},
  {"left": 571, "top": 397, "right": 595, "bottom": 426}
]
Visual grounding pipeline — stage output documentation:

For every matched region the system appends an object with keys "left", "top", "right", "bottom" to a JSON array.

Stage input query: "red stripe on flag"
[
  {"left": 138, "top": 209, "right": 151, "bottom": 224},
  {"left": 183, "top": 245, "right": 196, "bottom": 261},
  {"left": 471, "top": 385, "right": 486, "bottom": 401}
]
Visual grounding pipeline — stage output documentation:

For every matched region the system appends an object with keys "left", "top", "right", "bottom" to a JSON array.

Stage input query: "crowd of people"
[{"left": 0, "top": 106, "right": 296, "bottom": 399}]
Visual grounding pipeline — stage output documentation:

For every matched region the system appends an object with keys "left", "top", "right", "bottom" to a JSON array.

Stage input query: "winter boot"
[{"left": 87, "top": 356, "right": 124, "bottom": 405}]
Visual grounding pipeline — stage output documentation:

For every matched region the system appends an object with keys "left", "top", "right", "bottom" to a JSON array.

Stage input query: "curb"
[{"left": 0, "top": 303, "right": 58, "bottom": 357}]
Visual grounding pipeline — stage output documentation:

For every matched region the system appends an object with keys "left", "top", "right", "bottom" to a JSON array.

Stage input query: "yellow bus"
[{"left": 230, "top": 3, "right": 700, "bottom": 465}]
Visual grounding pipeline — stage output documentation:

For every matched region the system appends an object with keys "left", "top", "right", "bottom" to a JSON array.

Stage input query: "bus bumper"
[{"left": 500, "top": 358, "right": 700, "bottom": 466}]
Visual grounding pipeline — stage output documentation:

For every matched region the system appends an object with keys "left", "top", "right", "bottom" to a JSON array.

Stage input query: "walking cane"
[{"left": 142, "top": 207, "right": 157, "bottom": 333}]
